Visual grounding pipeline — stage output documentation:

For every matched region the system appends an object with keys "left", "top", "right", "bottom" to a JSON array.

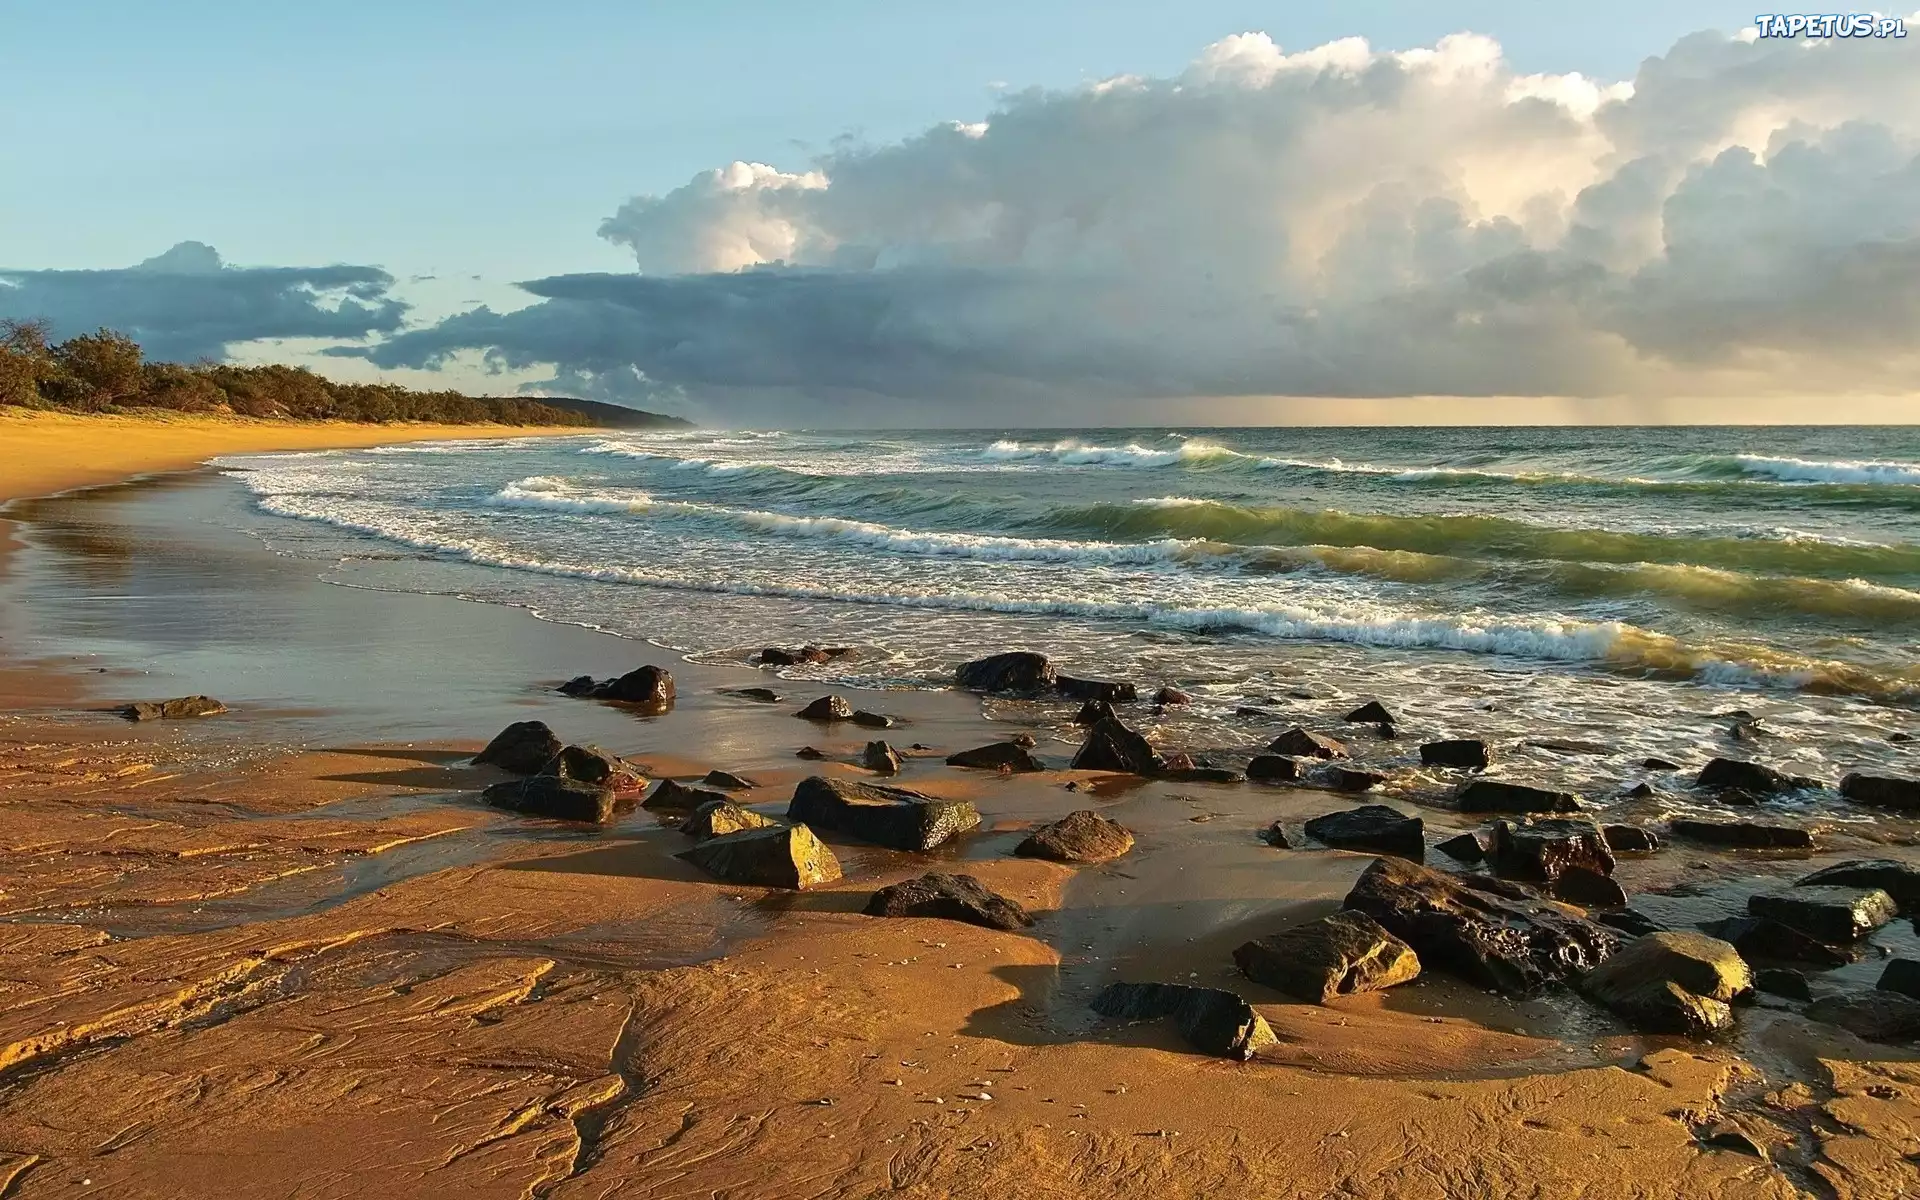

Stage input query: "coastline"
[{"left": 0, "top": 460, "right": 1913, "bottom": 1195}]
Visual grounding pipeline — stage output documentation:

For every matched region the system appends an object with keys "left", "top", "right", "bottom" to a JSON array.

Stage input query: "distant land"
[{"left": 519, "top": 395, "right": 692, "bottom": 429}]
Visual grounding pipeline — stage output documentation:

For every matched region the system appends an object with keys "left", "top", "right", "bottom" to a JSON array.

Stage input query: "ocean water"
[{"left": 216, "top": 426, "right": 1920, "bottom": 817}]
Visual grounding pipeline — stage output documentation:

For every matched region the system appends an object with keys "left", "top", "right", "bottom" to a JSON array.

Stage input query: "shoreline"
[{"left": 0, "top": 458, "right": 1915, "bottom": 1194}]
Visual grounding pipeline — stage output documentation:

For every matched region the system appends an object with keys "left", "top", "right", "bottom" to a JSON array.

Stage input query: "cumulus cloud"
[
  {"left": 0, "top": 242, "right": 407, "bottom": 362},
  {"left": 354, "top": 21, "right": 1920, "bottom": 418}
]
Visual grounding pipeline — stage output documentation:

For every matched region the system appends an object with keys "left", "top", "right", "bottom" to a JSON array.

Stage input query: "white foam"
[
  {"left": 1735, "top": 454, "right": 1920, "bottom": 486},
  {"left": 979, "top": 439, "right": 1245, "bottom": 468}
]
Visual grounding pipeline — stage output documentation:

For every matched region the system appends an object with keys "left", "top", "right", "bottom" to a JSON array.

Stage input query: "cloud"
[
  {"left": 357, "top": 22, "right": 1920, "bottom": 419},
  {"left": 0, "top": 242, "right": 407, "bottom": 362}
]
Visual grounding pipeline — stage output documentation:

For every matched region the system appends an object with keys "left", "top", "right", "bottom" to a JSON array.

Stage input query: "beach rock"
[
  {"left": 481, "top": 775, "right": 615, "bottom": 824},
  {"left": 1488, "top": 818, "right": 1615, "bottom": 883},
  {"left": 472, "top": 720, "right": 564, "bottom": 775},
  {"left": 1342, "top": 856, "right": 1620, "bottom": 995},
  {"left": 676, "top": 823, "right": 841, "bottom": 889},
  {"left": 1643, "top": 757, "right": 1680, "bottom": 771},
  {"left": 955, "top": 652, "right": 1056, "bottom": 694},
  {"left": 1261, "top": 822, "right": 1294, "bottom": 848},
  {"left": 557, "top": 675, "right": 598, "bottom": 697},
  {"left": 1729, "top": 721, "right": 1764, "bottom": 743},
  {"left": 787, "top": 775, "right": 981, "bottom": 851},
  {"left": 1603, "top": 824, "right": 1662, "bottom": 854},
  {"left": 1162, "top": 766, "right": 1245, "bottom": 784},
  {"left": 701, "top": 770, "right": 757, "bottom": 790},
  {"left": 599, "top": 665, "right": 676, "bottom": 708},
  {"left": 725, "top": 687, "right": 781, "bottom": 703},
  {"left": 1328, "top": 766, "right": 1386, "bottom": 793},
  {"left": 863, "top": 872, "right": 1031, "bottom": 931},
  {"left": 1839, "top": 773, "right": 1920, "bottom": 813},
  {"left": 1876, "top": 959, "right": 1920, "bottom": 1002},
  {"left": 1015, "top": 809, "right": 1134, "bottom": 863},
  {"left": 1246, "top": 755, "right": 1303, "bottom": 783},
  {"left": 1696, "top": 757, "right": 1795, "bottom": 795},
  {"left": 757, "top": 644, "right": 851, "bottom": 666},
  {"left": 1012, "top": 732, "right": 1038, "bottom": 748},
  {"left": 1748, "top": 887, "right": 1897, "bottom": 943},
  {"left": 1578, "top": 932, "right": 1751, "bottom": 1037},
  {"left": 1598, "top": 909, "right": 1666, "bottom": 938},
  {"left": 1621, "top": 782, "right": 1655, "bottom": 800},
  {"left": 541, "top": 744, "right": 645, "bottom": 793},
  {"left": 122, "top": 695, "right": 228, "bottom": 721},
  {"left": 850, "top": 710, "right": 895, "bottom": 729},
  {"left": 1268, "top": 728, "right": 1349, "bottom": 760},
  {"left": 1153, "top": 686, "right": 1192, "bottom": 706},
  {"left": 1421, "top": 739, "right": 1490, "bottom": 770},
  {"left": 796, "top": 695, "right": 854, "bottom": 722},
  {"left": 1435, "top": 832, "right": 1487, "bottom": 863},
  {"left": 1072, "top": 698, "right": 1117, "bottom": 726},
  {"left": 1070, "top": 716, "right": 1162, "bottom": 775},
  {"left": 1554, "top": 866, "right": 1628, "bottom": 909},
  {"left": 681, "top": 798, "right": 779, "bottom": 841},
  {"left": 1531, "top": 738, "right": 1612, "bottom": 756},
  {"left": 795, "top": 746, "right": 826, "bottom": 760},
  {"left": 1794, "top": 860, "right": 1920, "bottom": 912},
  {"left": 1056, "top": 674, "right": 1137, "bottom": 704},
  {"left": 1343, "top": 700, "right": 1396, "bottom": 725},
  {"left": 1703, "top": 917, "right": 1853, "bottom": 968},
  {"left": 1667, "top": 819, "right": 1815, "bottom": 849},
  {"left": 1755, "top": 968, "right": 1812, "bottom": 1001},
  {"left": 861, "top": 740, "right": 903, "bottom": 775},
  {"left": 1805, "top": 991, "right": 1920, "bottom": 1043},
  {"left": 945, "top": 742, "right": 1042, "bottom": 772},
  {"left": 1089, "top": 982, "right": 1277, "bottom": 1060},
  {"left": 643, "top": 779, "right": 732, "bottom": 814},
  {"left": 1303, "top": 805, "right": 1424, "bottom": 859},
  {"left": 1455, "top": 779, "right": 1579, "bottom": 814},
  {"left": 1233, "top": 911, "right": 1420, "bottom": 1003}
]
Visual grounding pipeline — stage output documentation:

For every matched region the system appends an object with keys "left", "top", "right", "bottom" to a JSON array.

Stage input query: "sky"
[{"left": 3, "top": 1, "right": 1917, "bottom": 425}]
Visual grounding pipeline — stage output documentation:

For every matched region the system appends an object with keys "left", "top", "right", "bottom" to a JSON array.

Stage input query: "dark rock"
[
  {"left": 1754, "top": 968, "right": 1812, "bottom": 1001},
  {"left": 1554, "top": 866, "right": 1628, "bottom": 908},
  {"left": 123, "top": 695, "right": 229, "bottom": 721},
  {"left": 701, "top": 770, "right": 757, "bottom": 790},
  {"left": 481, "top": 775, "right": 615, "bottom": 823},
  {"left": 1344, "top": 700, "right": 1396, "bottom": 725},
  {"left": 1088, "top": 982, "right": 1277, "bottom": 1060},
  {"left": 787, "top": 775, "right": 980, "bottom": 851},
  {"left": 1303, "top": 805, "right": 1424, "bottom": 859},
  {"left": 472, "top": 720, "right": 564, "bottom": 775},
  {"left": 1234, "top": 706, "right": 1279, "bottom": 719},
  {"left": 1016, "top": 809, "right": 1135, "bottom": 863},
  {"left": 850, "top": 711, "right": 895, "bottom": 729},
  {"left": 946, "top": 742, "right": 1043, "bottom": 772},
  {"left": 1233, "top": 910, "right": 1420, "bottom": 1003},
  {"left": 1748, "top": 887, "right": 1896, "bottom": 943},
  {"left": 1070, "top": 716, "right": 1163, "bottom": 775},
  {"left": 557, "top": 675, "right": 598, "bottom": 697},
  {"left": 1530, "top": 738, "right": 1611, "bottom": 756},
  {"left": 1578, "top": 931, "right": 1751, "bottom": 1036},
  {"left": 1328, "top": 766, "right": 1387, "bottom": 793},
  {"left": 1668, "top": 819, "right": 1815, "bottom": 849},
  {"left": 1455, "top": 779, "right": 1579, "bottom": 814},
  {"left": 864, "top": 872, "right": 1031, "bottom": 931},
  {"left": 795, "top": 746, "right": 827, "bottom": 760},
  {"left": 1643, "top": 757, "right": 1680, "bottom": 771},
  {"left": 1268, "top": 727, "right": 1349, "bottom": 760},
  {"left": 1598, "top": 909, "right": 1666, "bottom": 938},
  {"left": 1489, "top": 817, "right": 1614, "bottom": 882},
  {"left": 1720, "top": 709, "right": 1757, "bottom": 722},
  {"left": 1342, "top": 856, "right": 1620, "bottom": 995},
  {"left": 1161, "top": 767, "right": 1245, "bottom": 784},
  {"left": 1153, "top": 686, "right": 1192, "bottom": 706},
  {"left": 1696, "top": 757, "right": 1794, "bottom": 794},
  {"left": 1246, "top": 755, "right": 1303, "bottom": 783},
  {"left": 1621, "top": 782, "right": 1654, "bottom": 800},
  {"left": 1056, "top": 674, "right": 1137, "bottom": 703},
  {"left": 1703, "top": 917, "right": 1853, "bottom": 968},
  {"left": 796, "top": 695, "right": 854, "bottom": 722},
  {"left": 1728, "top": 721, "right": 1764, "bottom": 743},
  {"left": 1878, "top": 958, "right": 1920, "bottom": 1001},
  {"left": 757, "top": 644, "right": 851, "bottom": 666},
  {"left": 542, "top": 744, "right": 645, "bottom": 794},
  {"left": 1376, "top": 723, "right": 1398, "bottom": 740},
  {"left": 1805, "top": 991, "right": 1920, "bottom": 1043},
  {"left": 599, "top": 665, "right": 676, "bottom": 707},
  {"left": 681, "top": 799, "right": 779, "bottom": 841},
  {"left": 1795, "top": 860, "right": 1920, "bottom": 913},
  {"left": 1890, "top": 732, "right": 1914, "bottom": 744},
  {"left": 1421, "top": 739, "right": 1490, "bottom": 770},
  {"left": 1603, "top": 824, "right": 1661, "bottom": 854},
  {"left": 1072, "top": 698, "right": 1117, "bottom": 726},
  {"left": 861, "top": 740, "right": 903, "bottom": 775},
  {"left": 1435, "top": 832, "right": 1487, "bottom": 864},
  {"left": 1011, "top": 732, "right": 1038, "bottom": 748},
  {"left": 725, "top": 687, "right": 781, "bottom": 703},
  {"left": 1261, "top": 822, "right": 1294, "bottom": 848},
  {"left": 644, "top": 779, "right": 732, "bottom": 814},
  {"left": 1839, "top": 773, "right": 1920, "bottom": 813},
  {"left": 676, "top": 824, "right": 841, "bottom": 889},
  {"left": 955, "top": 652, "right": 1056, "bottom": 694}
]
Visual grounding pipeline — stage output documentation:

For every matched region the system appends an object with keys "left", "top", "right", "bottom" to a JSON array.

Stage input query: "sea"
[{"left": 215, "top": 425, "right": 1920, "bottom": 819}]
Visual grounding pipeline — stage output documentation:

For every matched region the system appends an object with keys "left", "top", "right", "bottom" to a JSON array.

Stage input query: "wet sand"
[{"left": 0, "top": 468, "right": 1915, "bottom": 1197}]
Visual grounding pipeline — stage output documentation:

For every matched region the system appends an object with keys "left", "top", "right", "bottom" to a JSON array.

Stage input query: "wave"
[
  {"left": 980, "top": 439, "right": 1258, "bottom": 468},
  {"left": 1730, "top": 454, "right": 1920, "bottom": 486}
]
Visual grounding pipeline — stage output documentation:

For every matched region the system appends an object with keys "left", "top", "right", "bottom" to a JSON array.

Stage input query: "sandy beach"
[{"left": 0, "top": 432, "right": 1914, "bottom": 1198}]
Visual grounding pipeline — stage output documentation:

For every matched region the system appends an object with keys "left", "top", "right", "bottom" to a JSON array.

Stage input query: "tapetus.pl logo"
[{"left": 1753, "top": 13, "right": 1908, "bottom": 37}]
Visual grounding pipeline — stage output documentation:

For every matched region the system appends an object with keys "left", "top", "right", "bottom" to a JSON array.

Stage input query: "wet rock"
[
  {"left": 644, "top": 779, "right": 732, "bottom": 814},
  {"left": 1554, "top": 866, "right": 1628, "bottom": 908},
  {"left": 1344, "top": 700, "right": 1396, "bottom": 725},
  {"left": 1246, "top": 755, "right": 1303, "bottom": 783},
  {"left": 1233, "top": 910, "right": 1420, "bottom": 1003},
  {"left": 1089, "top": 982, "right": 1277, "bottom": 1060},
  {"left": 1328, "top": 766, "right": 1387, "bottom": 793},
  {"left": 542, "top": 744, "right": 646, "bottom": 794},
  {"left": 123, "top": 695, "right": 228, "bottom": 721},
  {"left": 861, "top": 740, "right": 903, "bottom": 775},
  {"left": 1268, "top": 727, "right": 1349, "bottom": 760},
  {"left": 1598, "top": 909, "right": 1666, "bottom": 938},
  {"left": 701, "top": 770, "right": 757, "bottom": 790},
  {"left": 1667, "top": 819, "right": 1815, "bottom": 849},
  {"left": 864, "top": 872, "right": 1032, "bottom": 931},
  {"left": 1012, "top": 732, "right": 1038, "bottom": 748},
  {"left": 1728, "top": 721, "right": 1764, "bottom": 743},
  {"left": 1621, "top": 782, "right": 1655, "bottom": 800},
  {"left": 1455, "top": 779, "right": 1580, "bottom": 814},
  {"left": 1435, "top": 832, "right": 1487, "bottom": 864},
  {"left": 1805, "top": 991, "right": 1920, "bottom": 1043},
  {"left": 1070, "top": 716, "right": 1163, "bottom": 775},
  {"left": 850, "top": 710, "right": 895, "bottom": 729},
  {"left": 472, "top": 720, "right": 564, "bottom": 775},
  {"left": 1162, "top": 766, "right": 1245, "bottom": 784},
  {"left": 1754, "top": 967, "right": 1812, "bottom": 1001},
  {"left": 1748, "top": 886, "right": 1897, "bottom": 943},
  {"left": 1603, "top": 824, "right": 1661, "bottom": 854},
  {"left": 1890, "top": 732, "right": 1914, "bottom": 744},
  {"left": 1056, "top": 674, "right": 1137, "bottom": 703},
  {"left": 956, "top": 652, "right": 1056, "bottom": 694},
  {"left": 945, "top": 742, "right": 1043, "bottom": 772},
  {"left": 796, "top": 694, "right": 855, "bottom": 722},
  {"left": 1839, "top": 773, "right": 1920, "bottom": 813},
  {"left": 681, "top": 798, "right": 779, "bottom": 841},
  {"left": 1579, "top": 931, "right": 1751, "bottom": 1036},
  {"left": 1794, "top": 860, "right": 1920, "bottom": 912},
  {"left": 1530, "top": 738, "right": 1611, "bottom": 756},
  {"left": 724, "top": 687, "right": 780, "bottom": 703},
  {"left": 1643, "top": 757, "right": 1680, "bottom": 771},
  {"left": 1342, "top": 856, "right": 1620, "bottom": 995},
  {"left": 757, "top": 644, "right": 852, "bottom": 666},
  {"left": 597, "top": 665, "right": 677, "bottom": 707},
  {"left": 1421, "top": 739, "right": 1490, "bottom": 770},
  {"left": 1072, "top": 698, "right": 1117, "bottom": 726},
  {"left": 787, "top": 775, "right": 981, "bottom": 851},
  {"left": 1153, "top": 686, "right": 1192, "bottom": 706},
  {"left": 1016, "top": 809, "right": 1135, "bottom": 863},
  {"left": 677, "top": 823, "right": 841, "bottom": 889},
  {"left": 1878, "top": 959, "right": 1920, "bottom": 1001},
  {"left": 481, "top": 775, "right": 615, "bottom": 824},
  {"left": 1303, "top": 805, "right": 1424, "bottom": 859},
  {"left": 1261, "top": 822, "right": 1294, "bottom": 848},
  {"left": 1696, "top": 757, "right": 1796, "bottom": 795},
  {"left": 795, "top": 746, "right": 827, "bottom": 760},
  {"left": 1703, "top": 917, "right": 1853, "bottom": 968},
  {"left": 1489, "top": 818, "right": 1615, "bottom": 883},
  {"left": 1234, "top": 705, "right": 1279, "bottom": 720},
  {"left": 557, "top": 675, "right": 598, "bottom": 697}
]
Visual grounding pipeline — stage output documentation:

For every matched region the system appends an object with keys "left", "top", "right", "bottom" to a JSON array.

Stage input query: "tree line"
[{"left": 0, "top": 320, "right": 598, "bottom": 426}]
